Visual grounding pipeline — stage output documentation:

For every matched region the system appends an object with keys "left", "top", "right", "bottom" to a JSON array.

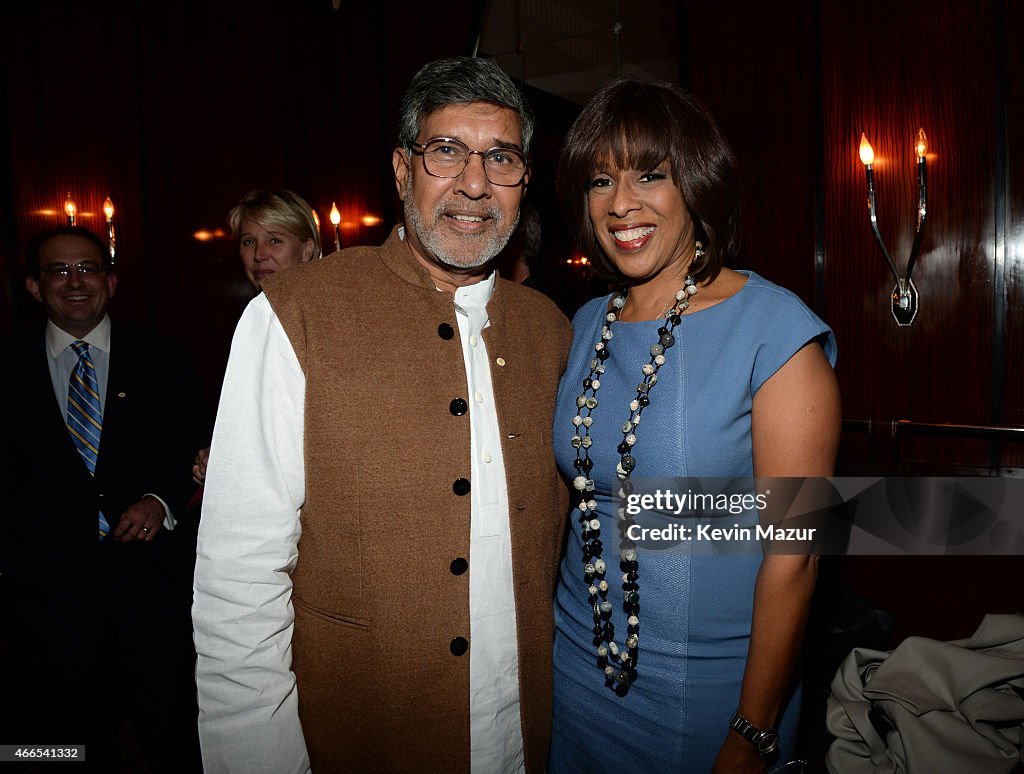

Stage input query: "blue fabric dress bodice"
[{"left": 549, "top": 271, "right": 836, "bottom": 772}]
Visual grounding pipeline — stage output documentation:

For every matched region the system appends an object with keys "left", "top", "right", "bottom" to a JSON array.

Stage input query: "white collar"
[{"left": 45, "top": 314, "right": 112, "bottom": 358}]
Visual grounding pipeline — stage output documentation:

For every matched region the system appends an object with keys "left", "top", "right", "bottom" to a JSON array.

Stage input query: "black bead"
[
  {"left": 449, "top": 636, "right": 469, "bottom": 656},
  {"left": 604, "top": 623, "right": 615, "bottom": 640},
  {"left": 582, "top": 458, "right": 593, "bottom": 473},
  {"left": 620, "top": 455, "right": 636, "bottom": 473},
  {"left": 449, "top": 398, "right": 468, "bottom": 416},
  {"left": 670, "top": 314, "right": 681, "bottom": 325},
  {"left": 449, "top": 557, "right": 468, "bottom": 575},
  {"left": 658, "top": 326, "right": 668, "bottom": 336},
  {"left": 597, "top": 348, "right": 610, "bottom": 361},
  {"left": 437, "top": 323, "right": 455, "bottom": 340},
  {"left": 660, "top": 332, "right": 675, "bottom": 348},
  {"left": 617, "top": 441, "right": 630, "bottom": 454},
  {"left": 452, "top": 478, "right": 471, "bottom": 496},
  {"left": 573, "top": 459, "right": 582, "bottom": 471},
  {"left": 583, "top": 378, "right": 592, "bottom": 390},
  {"left": 638, "top": 395, "right": 650, "bottom": 407}
]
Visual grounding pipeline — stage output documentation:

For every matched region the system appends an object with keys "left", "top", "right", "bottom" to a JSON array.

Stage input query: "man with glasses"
[
  {"left": 194, "top": 57, "right": 570, "bottom": 773},
  {"left": 1, "top": 226, "right": 207, "bottom": 771}
]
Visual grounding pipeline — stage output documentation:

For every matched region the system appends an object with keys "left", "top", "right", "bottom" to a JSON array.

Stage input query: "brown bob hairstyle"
[{"left": 557, "top": 79, "right": 742, "bottom": 286}]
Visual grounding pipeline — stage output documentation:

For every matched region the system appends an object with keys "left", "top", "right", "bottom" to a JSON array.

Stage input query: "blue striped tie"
[{"left": 68, "top": 341, "right": 110, "bottom": 539}]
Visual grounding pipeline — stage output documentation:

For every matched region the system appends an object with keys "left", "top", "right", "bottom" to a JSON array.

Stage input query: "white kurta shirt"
[{"left": 194, "top": 273, "right": 523, "bottom": 773}]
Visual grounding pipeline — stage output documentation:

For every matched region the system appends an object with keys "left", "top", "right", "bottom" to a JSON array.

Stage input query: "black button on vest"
[
  {"left": 450, "top": 557, "right": 468, "bottom": 575},
  {"left": 449, "top": 398, "right": 468, "bottom": 416},
  {"left": 437, "top": 323, "right": 455, "bottom": 340},
  {"left": 450, "top": 637, "right": 468, "bottom": 656},
  {"left": 452, "top": 478, "right": 471, "bottom": 496}
]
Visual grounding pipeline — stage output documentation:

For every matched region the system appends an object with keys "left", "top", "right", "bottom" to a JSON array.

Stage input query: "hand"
[
  {"left": 192, "top": 446, "right": 210, "bottom": 486},
  {"left": 712, "top": 733, "right": 768, "bottom": 774},
  {"left": 113, "top": 495, "right": 164, "bottom": 543}
]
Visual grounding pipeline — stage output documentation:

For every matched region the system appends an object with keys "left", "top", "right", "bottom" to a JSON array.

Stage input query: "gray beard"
[{"left": 403, "top": 184, "right": 519, "bottom": 270}]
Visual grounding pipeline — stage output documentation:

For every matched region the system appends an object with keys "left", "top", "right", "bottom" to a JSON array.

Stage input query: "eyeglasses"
[
  {"left": 38, "top": 261, "right": 106, "bottom": 277},
  {"left": 409, "top": 137, "right": 528, "bottom": 187}
]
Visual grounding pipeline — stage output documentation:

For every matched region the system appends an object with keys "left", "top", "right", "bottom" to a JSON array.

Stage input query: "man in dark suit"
[{"left": 0, "top": 227, "right": 207, "bottom": 772}]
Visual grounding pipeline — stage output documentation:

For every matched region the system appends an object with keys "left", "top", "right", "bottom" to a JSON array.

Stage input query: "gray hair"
[{"left": 397, "top": 56, "right": 534, "bottom": 153}]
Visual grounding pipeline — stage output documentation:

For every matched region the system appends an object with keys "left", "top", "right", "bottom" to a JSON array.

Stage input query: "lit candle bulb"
[
  {"left": 103, "top": 196, "right": 116, "bottom": 260},
  {"left": 858, "top": 133, "right": 877, "bottom": 210},
  {"left": 915, "top": 128, "right": 927, "bottom": 159},
  {"left": 64, "top": 193, "right": 77, "bottom": 226},
  {"left": 858, "top": 133, "right": 875, "bottom": 166},
  {"left": 330, "top": 202, "right": 342, "bottom": 252}
]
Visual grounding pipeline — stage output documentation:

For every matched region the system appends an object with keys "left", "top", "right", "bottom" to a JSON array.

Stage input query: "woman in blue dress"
[{"left": 549, "top": 79, "right": 841, "bottom": 773}]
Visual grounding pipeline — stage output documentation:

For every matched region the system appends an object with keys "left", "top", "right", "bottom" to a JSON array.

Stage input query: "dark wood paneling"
[
  {"left": 822, "top": 0, "right": 1001, "bottom": 471},
  {"left": 1005, "top": 0, "right": 1024, "bottom": 468},
  {"left": 1, "top": 1, "right": 473, "bottom": 404},
  {"left": 684, "top": 0, "right": 819, "bottom": 305}
]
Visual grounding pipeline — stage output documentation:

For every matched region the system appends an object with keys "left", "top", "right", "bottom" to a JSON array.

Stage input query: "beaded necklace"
[{"left": 570, "top": 245, "right": 701, "bottom": 688}]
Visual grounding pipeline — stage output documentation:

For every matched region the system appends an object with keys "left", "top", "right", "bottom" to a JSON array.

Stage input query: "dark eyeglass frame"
[
  {"left": 409, "top": 137, "right": 528, "bottom": 187},
  {"left": 38, "top": 261, "right": 108, "bottom": 278}
]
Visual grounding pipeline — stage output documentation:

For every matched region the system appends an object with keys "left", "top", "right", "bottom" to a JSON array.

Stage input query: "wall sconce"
[{"left": 859, "top": 129, "right": 929, "bottom": 326}]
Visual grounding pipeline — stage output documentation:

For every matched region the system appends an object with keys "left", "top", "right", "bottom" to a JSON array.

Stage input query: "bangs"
[{"left": 590, "top": 96, "right": 676, "bottom": 174}]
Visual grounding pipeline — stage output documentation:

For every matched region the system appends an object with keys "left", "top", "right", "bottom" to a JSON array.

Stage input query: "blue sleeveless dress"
[{"left": 548, "top": 271, "right": 837, "bottom": 772}]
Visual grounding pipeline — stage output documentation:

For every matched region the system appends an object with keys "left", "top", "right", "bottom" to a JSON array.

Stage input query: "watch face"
[{"left": 756, "top": 730, "right": 780, "bottom": 756}]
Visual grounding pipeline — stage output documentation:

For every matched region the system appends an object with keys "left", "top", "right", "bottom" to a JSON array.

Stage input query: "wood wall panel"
[
  {"left": 1, "top": 1, "right": 474, "bottom": 404},
  {"left": 822, "top": 0, "right": 1002, "bottom": 472},
  {"left": 684, "top": 0, "right": 819, "bottom": 306},
  {"left": 1004, "top": 0, "right": 1024, "bottom": 469}
]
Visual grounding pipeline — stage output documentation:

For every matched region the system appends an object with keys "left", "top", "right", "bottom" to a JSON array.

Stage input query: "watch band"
[{"left": 729, "top": 711, "right": 780, "bottom": 757}]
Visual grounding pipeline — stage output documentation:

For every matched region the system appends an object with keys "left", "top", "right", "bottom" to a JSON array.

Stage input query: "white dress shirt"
[{"left": 194, "top": 272, "right": 523, "bottom": 773}]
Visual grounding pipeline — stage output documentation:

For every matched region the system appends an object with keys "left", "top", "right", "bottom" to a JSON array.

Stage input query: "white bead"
[
  {"left": 591, "top": 379, "right": 600, "bottom": 390},
  {"left": 616, "top": 462, "right": 627, "bottom": 476},
  {"left": 605, "top": 665, "right": 615, "bottom": 676},
  {"left": 586, "top": 397, "right": 598, "bottom": 409},
  {"left": 630, "top": 400, "right": 639, "bottom": 411},
  {"left": 589, "top": 585, "right": 598, "bottom": 595},
  {"left": 589, "top": 518, "right": 601, "bottom": 531},
  {"left": 687, "top": 284, "right": 698, "bottom": 295},
  {"left": 582, "top": 416, "right": 593, "bottom": 427},
  {"left": 602, "top": 329, "right": 613, "bottom": 340},
  {"left": 608, "top": 641, "right": 619, "bottom": 656},
  {"left": 595, "top": 342, "right": 604, "bottom": 352},
  {"left": 621, "top": 420, "right": 632, "bottom": 433},
  {"left": 596, "top": 364, "right": 606, "bottom": 374},
  {"left": 655, "top": 354, "right": 666, "bottom": 365},
  {"left": 613, "top": 296, "right": 625, "bottom": 308},
  {"left": 628, "top": 615, "right": 639, "bottom": 626},
  {"left": 588, "top": 499, "right": 597, "bottom": 509},
  {"left": 594, "top": 559, "right": 606, "bottom": 573},
  {"left": 581, "top": 436, "right": 592, "bottom": 448},
  {"left": 572, "top": 415, "right": 582, "bottom": 426},
  {"left": 606, "top": 312, "right": 616, "bottom": 322},
  {"left": 576, "top": 395, "right": 587, "bottom": 408},
  {"left": 642, "top": 364, "right": 654, "bottom": 375},
  {"left": 598, "top": 580, "right": 608, "bottom": 592},
  {"left": 627, "top": 634, "right": 638, "bottom": 648},
  {"left": 633, "top": 415, "right": 641, "bottom": 426},
  {"left": 578, "top": 501, "right": 588, "bottom": 511},
  {"left": 623, "top": 548, "right": 637, "bottom": 562},
  {"left": 584, "top": 562, "right": 595, "bottom": 574},
  {"left": 626, "top": 434, "right": 636, "bottom": 445},
  {"left": 573, "top": 476, "right": 588, "bottom": 490},
  {"left": 676, "top": 289, "right": 686, "bottom": 300},
  {"left": 600, "top": 601, "right": 613, "bottom": 613},
  {"left": 598, "top": 645, "right": 608, "bottom": 657}
]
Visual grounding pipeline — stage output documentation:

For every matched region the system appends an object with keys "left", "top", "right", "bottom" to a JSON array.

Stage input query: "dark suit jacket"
[{"left": 0, "top": 320, "right": 210, "bottom": 617}]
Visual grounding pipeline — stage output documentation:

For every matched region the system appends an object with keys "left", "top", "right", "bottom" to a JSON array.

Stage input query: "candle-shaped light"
[
  {"left": 329, "top": 202, "right": 342, "bottom": 252},
  {"left": 64, "top": 193, "right": 77, "bottom": 226},
  {"left": 103, "top": 196, "right": 116, "bottom": 260},
  {"left": 859, "top": 132, "right": 877, "bottom": 214},
  {"left": 915, "top": 128, "right": 927, "bottom": 159}
]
